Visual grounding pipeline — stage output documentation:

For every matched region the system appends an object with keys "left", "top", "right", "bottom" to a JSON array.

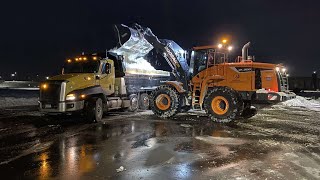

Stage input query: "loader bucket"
[{"left": 111, "top": 24, "right": 153, "bottom": 60}]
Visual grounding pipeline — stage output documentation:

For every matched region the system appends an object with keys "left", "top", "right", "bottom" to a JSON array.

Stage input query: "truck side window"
[{"left": 105, "top": 63, "right": 111, "bottom": 74}]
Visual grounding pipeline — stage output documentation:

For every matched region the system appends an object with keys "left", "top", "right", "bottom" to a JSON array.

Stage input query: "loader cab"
[{"left": 189, "top": 46, "right": 227, "bottom": 76}]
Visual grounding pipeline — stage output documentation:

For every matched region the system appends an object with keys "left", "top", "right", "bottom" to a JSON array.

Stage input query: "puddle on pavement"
[{"left": 0, "top": 116, "right": 284, "bottom": 179}]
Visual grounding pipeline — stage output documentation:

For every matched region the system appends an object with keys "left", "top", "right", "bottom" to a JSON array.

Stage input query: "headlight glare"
[{"left": 66, "top": 94, "right": 76, "bottom": 101}]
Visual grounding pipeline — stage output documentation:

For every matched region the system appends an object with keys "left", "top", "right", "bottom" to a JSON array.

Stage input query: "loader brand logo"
[
  {"left": 164, "top": 46, "right": 180, "bottom": 68},
  {"left": 236, "top": 67, "right": 253, "bottom": 72},
  {"left": 266, "top": 77, "right": 272, "bottom": 81}
]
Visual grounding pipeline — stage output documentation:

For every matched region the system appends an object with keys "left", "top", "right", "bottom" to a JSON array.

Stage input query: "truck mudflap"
[{"left": 255, "top": 89, "right": 296, "bottom": 103}]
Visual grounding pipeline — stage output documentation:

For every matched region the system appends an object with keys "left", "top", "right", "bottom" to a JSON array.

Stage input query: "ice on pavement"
[{"left": 280, "top": 96, "right": 320, "bottom": 112}]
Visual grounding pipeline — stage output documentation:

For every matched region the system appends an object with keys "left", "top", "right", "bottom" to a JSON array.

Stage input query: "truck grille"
[{"left": 40, "top": 81, "right": 63, "bottom": 102}]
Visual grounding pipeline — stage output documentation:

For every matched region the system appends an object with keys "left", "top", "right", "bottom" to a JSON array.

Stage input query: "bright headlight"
[
  {"left": 66, "top": 94, "right": 76, "bottom": 101},
  {"left": 275, "top": 67, "right": 280, "bottom": 71}
]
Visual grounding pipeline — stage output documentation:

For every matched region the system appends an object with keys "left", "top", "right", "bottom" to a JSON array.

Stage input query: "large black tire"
[
  {"left": 84, "top": 97, "right": 103, "bottom": 123},
  {"left": 150, "top": 85, "right": 180, "bottom": 118},
  {"left": 204, "top": 87, "right": 242, "bottom": 123},
  {"left": 139, "top": 93, "right": 150, "bottom": 110},
  {"left": 128, "top": 94, "right": 139, "bottom": 112}
]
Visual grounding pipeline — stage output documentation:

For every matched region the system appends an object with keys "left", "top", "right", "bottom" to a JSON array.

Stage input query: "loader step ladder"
[
  {"left": 192, "top": 83, "right": 202, "bottom": 110},
  {"left": 278, "top": 72, "right": 289, "bottom": 91}
]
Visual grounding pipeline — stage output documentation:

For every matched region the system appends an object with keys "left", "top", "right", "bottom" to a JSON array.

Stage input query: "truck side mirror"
[{"left": 105, "top": 63, "right": 112, "bottom": 74}]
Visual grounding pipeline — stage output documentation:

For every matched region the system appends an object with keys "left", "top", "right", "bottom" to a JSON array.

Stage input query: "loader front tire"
[{"left": 150, "top": 85, "right": 180, "bottom": 118}]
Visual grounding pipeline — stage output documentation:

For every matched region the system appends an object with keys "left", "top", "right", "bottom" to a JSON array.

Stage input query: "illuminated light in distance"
[
  {"left": 286, "top": 74, "right": 290, "bottom": 77},
  {"left": 46, "top": 77, "right": 49, "bottom": 80},
  {"left": 79, "top": 57, "right": 82, "bottom": 60},
  {"left": 227, "top": 46, "right": 233, "bottom": 51},
  {"left": 222, "top": 39, "right": 227, "bottom": 44},
  {"left": 83, "top": 57, "right": 87, "bottom": 60},
  {"left": 313, "top": 71, "right": 317, "bottom": 74},
  {"left": 80, "top": 94, "right": 86, "bottom": 99},
  {"left": 75, "top": 58, "right": 79, "bottom": 61},
  {"left": 67, "top": 59, "right": 72, "bottom": 63},
  {"left": 275, "top": 67, "right": 280, "bottom": 71},
  {"left": 93, "top": 56, "right": 97, "bottom": 60},
  {"left": 218, "top": 44, "right": 223, "bottom": 49}
]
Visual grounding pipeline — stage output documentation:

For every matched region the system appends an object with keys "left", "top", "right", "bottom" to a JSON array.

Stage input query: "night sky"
[{"left": 1, "top": 0, "right": 319, "bottom": 77}]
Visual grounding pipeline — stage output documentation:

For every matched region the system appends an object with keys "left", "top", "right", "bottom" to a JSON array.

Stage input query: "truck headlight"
[{"left": 66, "top": 94, "right": 76, "bottom": 101}]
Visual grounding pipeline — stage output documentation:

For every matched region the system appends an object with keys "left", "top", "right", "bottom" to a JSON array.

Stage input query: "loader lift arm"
[{"left": 112, "top": 24, "right": 190, "bottom": 91}]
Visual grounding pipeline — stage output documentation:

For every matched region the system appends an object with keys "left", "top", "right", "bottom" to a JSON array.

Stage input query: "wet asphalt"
[{"left": 0, "top": 104, "right": 319, "bottom": 180}]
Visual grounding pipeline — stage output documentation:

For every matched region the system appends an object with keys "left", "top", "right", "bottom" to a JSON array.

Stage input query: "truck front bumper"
[
  {"left": 39, "top": 100, "right": 84, "bottom": 113},
  {"left": 255, "top": 89, "right": 296, "bottom": 103}
]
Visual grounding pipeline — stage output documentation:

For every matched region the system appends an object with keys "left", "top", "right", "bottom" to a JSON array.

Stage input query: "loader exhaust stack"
[{"left": 242, "top": 42, "right": 251, "bottom": 61}]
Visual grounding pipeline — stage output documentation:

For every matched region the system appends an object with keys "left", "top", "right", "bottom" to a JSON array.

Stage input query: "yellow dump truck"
[{"left": 39, "top": 51, "right": 170, "bottom": 122}]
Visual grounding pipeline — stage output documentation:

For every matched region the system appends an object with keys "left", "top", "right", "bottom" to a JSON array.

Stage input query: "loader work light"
[{"left": 282, "top": 68, "right": 286, "bottom": 73}]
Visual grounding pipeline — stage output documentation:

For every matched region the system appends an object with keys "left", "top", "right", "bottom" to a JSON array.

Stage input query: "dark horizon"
[{"left": 1, "top": 0, "right": 319, "bottom": 76}]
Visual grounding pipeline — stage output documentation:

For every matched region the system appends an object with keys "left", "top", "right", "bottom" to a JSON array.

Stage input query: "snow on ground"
[
  {"left": 280, "top": 96, "right": 320, "bottom": 112},
  {"left": 0, "top": 89, "right": 38, "bottom": 108},
  {"left": 0, "top": 97, "right": 38, "bottom": 108}
]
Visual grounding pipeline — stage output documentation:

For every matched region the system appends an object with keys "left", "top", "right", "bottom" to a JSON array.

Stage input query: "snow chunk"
[{"left": 281, "top": 96, "right": 320, "bottom": 112}]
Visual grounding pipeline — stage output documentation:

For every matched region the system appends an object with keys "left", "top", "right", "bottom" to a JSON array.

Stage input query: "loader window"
[
  {"left": 193, "top": 50, "right": 207, "bottom": 75},
  {"left": 63, "top": 61, "right": 100, "bottom": 74}
]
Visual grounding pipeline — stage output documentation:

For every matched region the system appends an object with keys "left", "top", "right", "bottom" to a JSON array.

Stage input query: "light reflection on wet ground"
[{"left": 0, "top": 107, "right": 319, "bottom": 179}]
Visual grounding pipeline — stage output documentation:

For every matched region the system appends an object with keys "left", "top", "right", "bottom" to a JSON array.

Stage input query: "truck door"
[{"left": 99, "top": 60, "right": 115, "bottom": 95}]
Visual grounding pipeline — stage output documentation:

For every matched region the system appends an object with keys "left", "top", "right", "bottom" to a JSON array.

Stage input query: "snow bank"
[
  {"left": 0, "top": 97, "right": 38, "bottom": 108},
  {"left": 281, "top": 96, "right": 320, "bottom": 112},
  {"left": 0, "top": 89, "right": 39, "bottom": 108}
]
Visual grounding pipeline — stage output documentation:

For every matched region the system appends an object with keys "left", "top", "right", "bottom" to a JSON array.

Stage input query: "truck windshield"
[{"left": 63, "top": 61, "right": 100, "bottom": 74}]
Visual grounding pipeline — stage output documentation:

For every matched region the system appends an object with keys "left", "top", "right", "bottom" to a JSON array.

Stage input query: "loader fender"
[{"left": 164, "top": 81, "right": 186, "bottom": 93}]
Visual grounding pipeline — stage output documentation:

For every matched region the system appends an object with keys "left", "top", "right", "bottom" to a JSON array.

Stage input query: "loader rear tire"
[
  {"left": 150, "top": 85, "right": 180, "bottom": 118},
  {"left": 204, "top": 87, "right": 242, "bottom": 123},
  {"left": 241, "top": 102, "right": 257, "bottom": 119}
]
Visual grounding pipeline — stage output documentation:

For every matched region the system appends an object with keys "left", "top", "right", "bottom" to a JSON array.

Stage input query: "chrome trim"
[
  {"left": 39, "top": 100, "right": 84, "bottom": 113},
  {"left": 60, "top": 82, "right": 67, "bottom": 101}
]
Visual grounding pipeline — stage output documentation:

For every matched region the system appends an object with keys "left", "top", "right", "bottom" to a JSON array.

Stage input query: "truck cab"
[{"left": 39, "top": 53, "right": 134, "bottom": 122}]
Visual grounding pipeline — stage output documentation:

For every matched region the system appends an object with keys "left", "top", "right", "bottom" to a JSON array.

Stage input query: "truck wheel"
[
  {"left": 85, "top": 97, "right": 103, "bottom": 123},
  {"left": 139, "top": 93, "right": 150, "bottom": 110},
  {"left": 204, "top": 87, "right": 242, "bottom": 123},
  {"left": 128, "top": 94, "right": 139, "bottom": 112},
  {"left": 150, "top": 85, "right": 179, "bottom": 118}
]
